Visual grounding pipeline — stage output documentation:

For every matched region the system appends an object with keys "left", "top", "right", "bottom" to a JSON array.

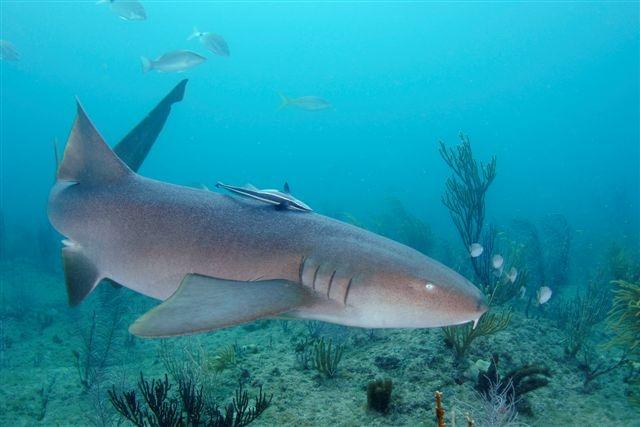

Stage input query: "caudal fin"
[
  {"left": 141, "top": 56, "right": 153, "bottom": 73},
  {"left": 57, "top": 100, "right": 132, "bottom": 185},
  {"left": 187, "top": 27, "right": 200, "bottom": 41},
  {"left": 277, "top": 93, "right": 291, "bottom": 111},
  {"left": 113, "top": 79, "right": 188, "bottom": 172}
]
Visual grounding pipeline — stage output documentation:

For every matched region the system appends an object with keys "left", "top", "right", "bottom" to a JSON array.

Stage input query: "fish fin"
[
  {"left": 245, "top": 183, "right": 258, "bottom": 190},
  {"left": 57, "top": 101, "right": 132, "bottom": 185},
  {"left": 187, "top": 27, "right": 200, "bottom": 41},
  {"left": 113, "top": 79, "right": 188, "bottom": 172},
  {"left": 62, "top": 244, "right": 102, "bottom": 307},
  {"left": 141, "top": 56, "right": 152, "bottom": 73},
  {"left": 277, "top": 93, "right": 290, "bottom": 111},
  {"left": 283, "top": 182, "right": 290, "bottom": 194},
  {"left": 129, "top": 274, "right": 312, "bottom": 337}
]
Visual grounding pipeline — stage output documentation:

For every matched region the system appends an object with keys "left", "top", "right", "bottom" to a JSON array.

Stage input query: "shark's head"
[{"left": 343, "top": 242, "right": 488, "bottom": 329}]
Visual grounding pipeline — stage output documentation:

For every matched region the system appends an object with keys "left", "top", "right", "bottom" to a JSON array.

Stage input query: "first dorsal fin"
[
  {"left": 57, "top": 100, "right": 132, "bottom": 185},
  {"left": 283, "top": 182, "right": 290, "bottom": 194}
]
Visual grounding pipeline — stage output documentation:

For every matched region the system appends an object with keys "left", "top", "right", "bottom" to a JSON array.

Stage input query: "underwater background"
[{"left": 0, "top": 1, "right": 639, "bottom": 426}]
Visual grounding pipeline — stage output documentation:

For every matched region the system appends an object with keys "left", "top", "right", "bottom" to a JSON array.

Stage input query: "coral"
[
  {"left": 439, "top": 133, "right": 496, "bottom": 251},
  {"left": 605, "top": 244, "right": 640, "bottom": 282},
  {"left": 313, "top": 337, "right": 344, "bottom": 378},
  {"left": 578, "top": 346, "right": 629, "bottom": 388},
  {"left": 72, "top": 308, "right": 121, "bottom": 391},
  {"left": 366, "top": 378, "right": 393, "bottom": 414},
  {"left": 206, "top": 344, "right": 237, "bottom": 374},
  {"left": 477, "top": 355, "right": 551, "bottom": 416},
  {"left": 374, "top": 197, "right": 434, "bottom": 255},
  {"left": 37, "top": 375, "right": 57, "bottom": 422},
  {"left": 608, "top": 280, "right": 640, "bottom": 356},
  {"left": 293, "top": 336, "right": 315, "bottom": 370},
  {"left": 443, "top": 309, "right": 512, "bottom": 359},
  {"left": 109, "top": 372, "right": 272, "bottom": 427},
  {"left": 553, "top": 281, "right": 610, "bottom": 357},
  {"left": 459, "top": 377, "right": 519, "bottom": 427},
  {"left": 439, "top": 134, "right": 497, "bottom": 287},
  {"left": 434, "top": 391, "right": 446, "bottom": 427}
]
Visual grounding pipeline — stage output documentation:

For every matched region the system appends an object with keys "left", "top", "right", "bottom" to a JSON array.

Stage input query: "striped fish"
[{"left": 215, "top": 182, "right": 312, "bottom": 212}]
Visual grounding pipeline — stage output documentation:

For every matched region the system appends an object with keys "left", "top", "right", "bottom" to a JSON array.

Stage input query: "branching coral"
[
  {"left": 108, "top": 373, "right": 272, "bottom": 427},
  {"left": 439, "top": 133, "right": 496, "bottom": 252},
  {"left": 442, "top": 309, "right": 512, "bottom": 359},
  {"left": 553, "top": 281, "right": 610, "bottom": 357},
  {"left": 313, "top": 338, "right": 344, "bottom": 378},
  {"left": 375, "top": 197, "right": 434, "bottom": 255},
  {"left": 608, "top": 280, "right": 640, "bottom": 356}
]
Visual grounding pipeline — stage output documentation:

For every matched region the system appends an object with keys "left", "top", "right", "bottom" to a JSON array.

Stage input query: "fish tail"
[
  {"left": 140, "top": 56, "right": 152, "bottom": 73},
  {"left": 277, "top": 92, "right": 291, "bottom": 111},
  {"left": 187, "top": 27, "right": 200, "bottom": 41}
]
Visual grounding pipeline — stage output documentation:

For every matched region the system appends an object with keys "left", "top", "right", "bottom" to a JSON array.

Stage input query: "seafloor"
[{"left": 0, "top": 258, "right": 636, "bottom": 426}]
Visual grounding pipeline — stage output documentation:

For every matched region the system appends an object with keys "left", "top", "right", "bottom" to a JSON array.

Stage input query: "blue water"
[{"left": 1, "top": 2, "right": 638, "bottom": 426}]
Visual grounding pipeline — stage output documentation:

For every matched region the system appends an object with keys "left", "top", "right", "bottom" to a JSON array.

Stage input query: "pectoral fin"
[{"left": 129, "top": 274, "right": 312, "bottom": 337}]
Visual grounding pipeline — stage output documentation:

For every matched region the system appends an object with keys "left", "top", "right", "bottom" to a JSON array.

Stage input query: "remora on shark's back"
[
  {"left": 215, "top": 181, "right": 312, "bottom": 212},
  {"left": 48, "top": 104, "right": 487, "bottom": 337}
]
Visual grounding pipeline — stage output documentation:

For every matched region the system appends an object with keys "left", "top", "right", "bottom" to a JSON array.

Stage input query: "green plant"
[
  {"left": 367, "top": 378, "right": 393, "bottom": 414},
  {"left": 313, "top": 338, "right": 344, "bottom": 378},
  {"left": 443, "top": 309, "right": 512, "bottom": 359}
]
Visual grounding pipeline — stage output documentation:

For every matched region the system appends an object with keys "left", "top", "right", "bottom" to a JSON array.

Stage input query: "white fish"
[
  {"left": 0, "top": 40, "right": 19, "bottom": 61},
  {"left": 98, "top": 0, "right": 146, "bottom": 21},
  {"left": 537, "top": 286, "right": 552, "bottom": 304},
  {"left": 278, "top": 94, "right": 332, "bottom": 112},
  {"left": 469, "top": 243, "right": 483, "bottom": 258},
  {"left": 506, "top": 267, "right": 518, "bottom": 283},
  {"left": 141, "top": 51, "right": 206, "bottom": 73},
  {"left": 491, "top": 254, "right": 504, "bottom": 270},
  {"left": 188, "top": 28, "right": 230, "bottom": 57}
]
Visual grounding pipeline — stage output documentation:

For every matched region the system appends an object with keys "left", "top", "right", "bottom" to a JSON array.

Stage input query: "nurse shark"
[{"left": 48, "top": 102, "right": 487, "bottom": 337}]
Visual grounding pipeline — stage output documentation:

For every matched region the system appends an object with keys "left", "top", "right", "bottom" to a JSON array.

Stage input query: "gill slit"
[
  {"left": 298, "top": 256, "right": 307, "bottom": 283},
  {"left": 312, "top": 265, "right": 320, "bottom": 290},
  {"left": 343, "top": 277, "right": 354, "bottom": 305},
  {"left": 327, "top": 270, "right": 337, "bottom": 299}
]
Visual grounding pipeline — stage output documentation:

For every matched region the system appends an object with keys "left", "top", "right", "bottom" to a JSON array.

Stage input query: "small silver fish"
[
  {"left": 0, "top": 40, "right": 19, "bottom": 61},
  {"left": 141, "top": 51, "right": 206, "bottom": 73},
  {"left": 469, "top": 243, "right": 483, "bottom": 258},
  {"left": 506, "top": 267, "right": 518, "bottom": 283},
  {"left": 537, "top": 286, "right": 552, "bottom": 304},
  {"left": 188, "top": 28, "right": 230, "bottom": 57},
  {"left": 278, "top": 94, "right": 332, "bottom": 112},
  {"left": 98, "top": 0, "right": 146, "bottom": 21},
  {"left": 216, "top": 182, "right": 312, "bottom": 212},
  {"left": 491, "top": 254, "right": 504, "bottom": 270}
]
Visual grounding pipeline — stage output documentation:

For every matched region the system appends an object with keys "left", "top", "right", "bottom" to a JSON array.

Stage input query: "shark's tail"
[
  {"left": 114, "top": 79, "right": 188, "bottom": 172},
  {"left": 277, "top": 92, "right": 291, "bottom": 111},
  {"left": 54, "top": 102, "right": 134, "bottom": 306}
]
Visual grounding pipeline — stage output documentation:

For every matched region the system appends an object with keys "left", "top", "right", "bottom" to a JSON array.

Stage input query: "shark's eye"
[{"left": 425, "top": 282, "right": 435, "bottom": 291}]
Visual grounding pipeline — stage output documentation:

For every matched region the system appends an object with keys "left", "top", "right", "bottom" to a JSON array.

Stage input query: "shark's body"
[{"left": 48, "top": 104, "right": 487, "bottom": 337}]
